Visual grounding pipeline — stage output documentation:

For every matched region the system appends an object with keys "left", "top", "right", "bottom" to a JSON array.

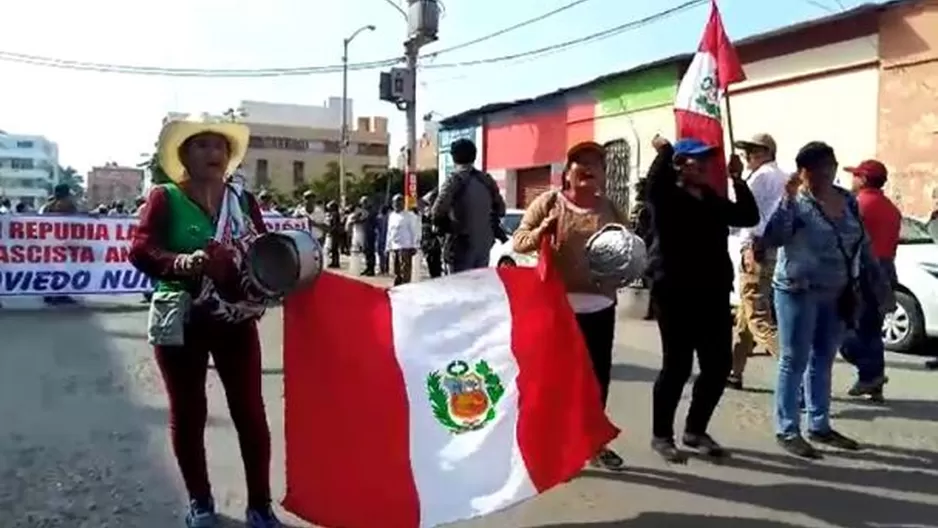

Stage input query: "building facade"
[
  {"left": 439, "top": 0, "right": 937, "bottom": 217},
  {"left": 240, "top": 100, "right": 390, "bottom": 195},
  {"left": 0, "top": 131, "right": 59, "bottom": 208},
  {"left": 86, "top": 163, "right": 145, "bottom": 207},
  {"left": 397, "top": 120, "right": 440, "bottom": 173},
  {"left": 164, "top": 99, "right": 391, "bottom": 196},
  {"left": 725, "top": 7, "right": 881, "bottom": 190}
]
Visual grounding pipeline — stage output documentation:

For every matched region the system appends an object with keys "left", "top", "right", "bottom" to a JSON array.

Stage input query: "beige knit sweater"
[{"left": 512, "top": 190, "right": 628, "bottom": 299}]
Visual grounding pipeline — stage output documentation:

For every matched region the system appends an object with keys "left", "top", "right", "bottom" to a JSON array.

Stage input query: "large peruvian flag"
[
  {"left": 674, "top": 0, "right": 746, "bottom": 196},
  {"left": 282, "top": 239, "right": 618, "bottom": 528}
]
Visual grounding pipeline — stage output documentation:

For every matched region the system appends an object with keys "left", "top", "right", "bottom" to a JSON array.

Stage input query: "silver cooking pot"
[
  {"left": 584, "top": 223, "right": 647, "bottom": 288},
  {"left": 245, "top": 230, "right": 323, "bottom": 298}
]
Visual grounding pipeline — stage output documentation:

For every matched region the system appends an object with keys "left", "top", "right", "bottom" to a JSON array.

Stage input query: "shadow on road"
[
  {"left": 536, "top": 512, "right": 805, "bottom": 527},
  {"left": 831, "top": 397, "right": 937, "bottom": 423},
  {"left": 0, "top": 310, "right": 180, "bottom": 527},
  {"left": 610, "top": 362, "right": 659, "bottom": 384},
  {"left": 585, "top": 455, "right": 938, "bottom": 527},
  {"left": 723, "top": 447, "right": 938, "bottom": 496}
]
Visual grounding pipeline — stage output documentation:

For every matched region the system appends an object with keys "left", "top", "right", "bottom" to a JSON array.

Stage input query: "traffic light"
[{"left": 379, "top": 68, "right": 414, "bottom": 104}]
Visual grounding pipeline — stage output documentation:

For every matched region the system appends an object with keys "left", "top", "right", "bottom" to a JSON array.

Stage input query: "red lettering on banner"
[
  {"left": 8, "top": 221, "right": 112, "bottom": 241},
  {"left": 0, "top": 244, "right": 95, "bottom": 264},
  {"left": 114, "top": 224, "right": 137, "bottom": 241},
  {"left": 104, "top": 245, "right": 132, "bottom": 263}
]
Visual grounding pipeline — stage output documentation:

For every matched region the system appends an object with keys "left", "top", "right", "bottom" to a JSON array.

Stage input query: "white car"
[
  {"left": 489, "top": 209, "right": 537, "bottom": 267},
  {"left": 730, "top": 217, "right": 938, "bottom": 352}
]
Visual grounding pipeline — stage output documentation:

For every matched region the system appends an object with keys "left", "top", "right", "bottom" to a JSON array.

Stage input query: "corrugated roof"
[{"left": 439, "top": 0, "right": 908, "bottom": 127}]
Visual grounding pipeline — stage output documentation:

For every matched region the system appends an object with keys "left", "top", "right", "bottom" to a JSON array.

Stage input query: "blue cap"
[{"left": 673, "top": 138, "right": 716, "bottom": 157}]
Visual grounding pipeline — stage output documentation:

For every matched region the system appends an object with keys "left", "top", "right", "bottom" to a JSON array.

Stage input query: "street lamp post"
[{"left": 340, "top": 24, "right": 376, "bottom": 209}]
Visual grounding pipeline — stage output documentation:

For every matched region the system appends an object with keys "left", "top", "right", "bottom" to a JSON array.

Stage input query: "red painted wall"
[
  {"left": 484, "top": 107, "right": 568, "bottom": 170},
  {"left": 565, "top": 99, "right": 596, "bottom": 150}
]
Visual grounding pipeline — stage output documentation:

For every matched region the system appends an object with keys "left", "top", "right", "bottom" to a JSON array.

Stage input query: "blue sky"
[{"left": 0, "top": 0, "right": 882, "bottom": 173}]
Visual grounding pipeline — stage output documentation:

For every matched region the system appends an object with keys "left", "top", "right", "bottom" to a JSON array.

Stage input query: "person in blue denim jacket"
[{"left": 762, "top": 141, "right": 882, "bottom": 459}]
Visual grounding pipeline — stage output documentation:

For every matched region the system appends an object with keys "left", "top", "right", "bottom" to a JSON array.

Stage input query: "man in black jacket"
[
  {"left": 431, "top": 139, "right": 506, "bottom": 273},
  {"left": 645, "top": 135, "right": 759, "bottom": 462}
]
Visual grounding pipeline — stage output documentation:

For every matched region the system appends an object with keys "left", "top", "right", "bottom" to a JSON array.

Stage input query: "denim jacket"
[{"left": 762, "top": 187, "right": 881, "bottom": 296}]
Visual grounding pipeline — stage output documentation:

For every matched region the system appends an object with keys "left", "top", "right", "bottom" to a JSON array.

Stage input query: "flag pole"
[{"left": 724, "top": 91, "right": 737, "bottom": 148}]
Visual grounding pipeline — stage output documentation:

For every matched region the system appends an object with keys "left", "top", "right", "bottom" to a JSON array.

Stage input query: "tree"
[
  {"left": 293, "top": 164, "right": 440, "bottom": 207},
  {"left": 367, "top": 168, "right": 438, "bottom": 203},
  {"left": 138, "top": 150, "right": 171, "bottom": 185},
  {"left": 57, "top": 165, "right": 85, "bottom": 199}
]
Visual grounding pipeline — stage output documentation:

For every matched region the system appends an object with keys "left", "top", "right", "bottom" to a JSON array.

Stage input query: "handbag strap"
[{"left": 807, "top": 195, "right": 862, "bottom": 278}]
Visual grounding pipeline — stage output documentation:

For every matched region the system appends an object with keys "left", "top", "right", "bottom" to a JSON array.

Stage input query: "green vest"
[{"left": 155, "top": 183, "right": 249, "bottom": 292}]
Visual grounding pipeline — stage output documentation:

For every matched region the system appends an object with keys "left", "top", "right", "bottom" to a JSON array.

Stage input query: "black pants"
[
  {"left": 328, "top": 235, "right": 340, "bottom": 268},
  {"left": 362, "top": 242, "right": 376, "bottom": 274},
  {"left": 425, "top": 248, "right": 443, "bottom": 278},
  {"left": 575, "top": 305, "right": 616, "bottom": 408},
  {"left": 652, "top": 283, "right": 732, "bottom": 439}
]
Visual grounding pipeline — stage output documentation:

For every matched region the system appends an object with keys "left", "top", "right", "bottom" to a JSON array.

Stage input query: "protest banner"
[{"left": 0, "top": 214, "right": 309, "bottom": 296}]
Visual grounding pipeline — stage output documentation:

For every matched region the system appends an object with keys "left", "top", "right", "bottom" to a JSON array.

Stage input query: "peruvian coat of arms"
[
  {"left": 694, "top": 74, "right": 722, "bottom": 120},
  {"left": 426, "top": 359, "right": 505, "bottom": 434}
]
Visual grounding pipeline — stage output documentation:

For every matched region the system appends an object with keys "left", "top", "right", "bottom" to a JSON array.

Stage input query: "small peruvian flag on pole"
[{"left": 674, "top": 0, "right": 746, "bottom": 196}]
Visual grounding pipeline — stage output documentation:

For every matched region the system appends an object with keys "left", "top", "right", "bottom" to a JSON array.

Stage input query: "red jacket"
[{"left": 856, "top": 188, "right": 901, "bottom": 260}]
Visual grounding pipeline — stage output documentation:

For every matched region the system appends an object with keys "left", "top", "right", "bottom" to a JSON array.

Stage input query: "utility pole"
[
  {"left": 340, "top": 24, "right": 376, "bottom": 208},
  {"left": 379, "top": 0, "right": 439, "bottom": 209},
  {"left": 403, "top": 40, "right": 419, "bottom": 209}
]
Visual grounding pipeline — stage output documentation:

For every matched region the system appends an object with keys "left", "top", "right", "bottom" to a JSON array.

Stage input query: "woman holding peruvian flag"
[{"left": 513, "top": 140, "right": 631, "bottom": 470}]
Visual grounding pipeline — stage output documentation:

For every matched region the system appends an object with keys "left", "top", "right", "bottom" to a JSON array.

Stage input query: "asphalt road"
[{"left": 1, "top": 286, "right": 937, "bottom": 528}]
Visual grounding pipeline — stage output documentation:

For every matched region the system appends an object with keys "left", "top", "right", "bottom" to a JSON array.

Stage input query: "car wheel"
[
  {"left": 882, "top": 290, "right": 925, "bottom": 352},
  {"left": 497, "top": 257, "right": 516, "bottom": 268}
]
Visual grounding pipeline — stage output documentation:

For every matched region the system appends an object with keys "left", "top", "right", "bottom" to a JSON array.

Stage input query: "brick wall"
[{"left": 876, "top": 0, "right": 938, "bottom": 218}]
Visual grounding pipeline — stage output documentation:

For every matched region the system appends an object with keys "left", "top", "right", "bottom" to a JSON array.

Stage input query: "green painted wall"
[{"left": 593, "top": 64, "right": 679, "bottom": 117}]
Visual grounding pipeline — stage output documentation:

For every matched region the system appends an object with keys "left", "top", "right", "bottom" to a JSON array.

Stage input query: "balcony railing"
[{"left": 0, "top": 186, "right": 49, "bottom": 198}]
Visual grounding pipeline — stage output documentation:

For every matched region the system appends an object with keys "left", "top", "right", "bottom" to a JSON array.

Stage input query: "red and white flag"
[
  {"left": 674, "top": 0, "right": 746, "bottom": 195},
  {"left": 282, "top": 240, "right": 618, "bottom": 528}
]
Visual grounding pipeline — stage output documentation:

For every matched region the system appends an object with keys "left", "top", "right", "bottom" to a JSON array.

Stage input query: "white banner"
[{"left": 0, "top": 214, "right": 309, "bottom": 296}]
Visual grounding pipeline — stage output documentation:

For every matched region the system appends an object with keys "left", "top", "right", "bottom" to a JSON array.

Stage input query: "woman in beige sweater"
[{"left": 512, "top": 141, "right": 629, "bottom": 470}]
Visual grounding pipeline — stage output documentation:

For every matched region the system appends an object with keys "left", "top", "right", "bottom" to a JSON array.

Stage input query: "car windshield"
[
  {"left": 501, "top": 213, "right": 523, "bottom": 235},
  {"left": 900, "top": 217, "right": 933, "bottom": 244}
]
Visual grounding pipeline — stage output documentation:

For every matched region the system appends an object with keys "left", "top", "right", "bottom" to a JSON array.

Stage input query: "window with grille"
[
  {"left": 255, "top": 159, "right": 270, "bottom": 188},
  {"left": 603, "top": 139, "right": 631, "bottom": 214},
  {"left": 293, "top": 161, "right": 305, "bottom": 187}
]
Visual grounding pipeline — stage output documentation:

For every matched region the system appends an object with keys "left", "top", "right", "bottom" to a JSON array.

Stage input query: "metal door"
[{"left": 603, "top": 139, "right": 631, "bottom": 215}]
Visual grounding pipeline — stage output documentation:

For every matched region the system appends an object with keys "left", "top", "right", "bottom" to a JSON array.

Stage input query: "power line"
[
  {"left": 0, "top": 0, "right": 706, "bottom": 77},
  {"left": 423, "top": 0, "right": 706, "bottom": 69},
  {"left": 0, "top": 0, "right": 597, "bottom": 77},
  {"left": 425, "top": 0, "right": 597, "bottom": 56},
  {"left": 0, "top": 50, "right": 399, "bottom": 76}
]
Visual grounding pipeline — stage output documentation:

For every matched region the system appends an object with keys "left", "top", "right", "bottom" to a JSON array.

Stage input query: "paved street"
[{"left": 1, "top": 284, "right": 937, "bottom": 528}]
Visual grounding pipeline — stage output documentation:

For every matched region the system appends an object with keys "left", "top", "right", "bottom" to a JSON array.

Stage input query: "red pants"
[{"left": 154, "top": 318, "right": 271, "bottom": 508}]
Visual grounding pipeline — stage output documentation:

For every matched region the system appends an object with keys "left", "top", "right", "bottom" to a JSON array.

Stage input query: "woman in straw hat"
[{"left": 129, "top": 116, "right": 281, "bottom": 527}]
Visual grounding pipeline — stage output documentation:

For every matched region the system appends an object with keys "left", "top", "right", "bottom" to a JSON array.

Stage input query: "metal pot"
[
  {"left": 584, "top": 223, "right": 647, "bottom": 288},
  {"left": 245, "top": 230, "right": 323, "bottom": 298}
]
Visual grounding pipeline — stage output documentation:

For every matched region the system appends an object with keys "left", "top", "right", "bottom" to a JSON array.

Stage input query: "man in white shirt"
[
  {"left": 728, "top": 133, "right": 788, "bottom": 389},
  {"left": 385, "top": 193, "right": 421, "bottom": 285},
  {"left": 295, "top": 190, "right": 328, "bottom": 244},
  {"left": 258, "top": 191, "right": 282, "bottom": 216}
]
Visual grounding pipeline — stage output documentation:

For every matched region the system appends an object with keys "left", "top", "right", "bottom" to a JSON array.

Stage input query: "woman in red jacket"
[{"left": 129, "top": 116, "right": 280, "bottom": 528}]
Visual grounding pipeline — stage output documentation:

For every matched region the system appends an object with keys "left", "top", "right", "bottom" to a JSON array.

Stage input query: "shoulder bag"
[{"left": 809, "top": 197, "right": 863, "bottom": 328}]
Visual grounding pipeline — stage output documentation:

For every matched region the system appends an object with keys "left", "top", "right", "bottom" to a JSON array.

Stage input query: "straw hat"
[{"left": 157, "top": 114, "right": 249, "bottom": 183}]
